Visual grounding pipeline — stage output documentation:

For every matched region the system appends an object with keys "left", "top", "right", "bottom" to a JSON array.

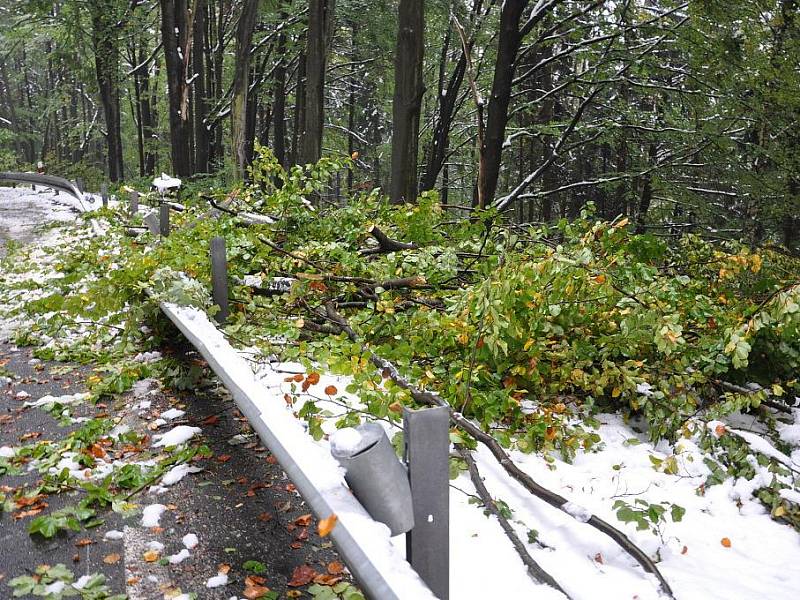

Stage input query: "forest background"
[{"left": 0, "top": 0, "right": 798, "bottom": 250}]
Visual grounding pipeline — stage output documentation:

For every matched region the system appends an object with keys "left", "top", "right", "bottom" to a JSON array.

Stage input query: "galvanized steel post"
[
  {"left": 210, "top": 237, "right": 229, "bottom": 324},
  {"left": 405, "top": 406, "right": 450, "bottom": 599}
]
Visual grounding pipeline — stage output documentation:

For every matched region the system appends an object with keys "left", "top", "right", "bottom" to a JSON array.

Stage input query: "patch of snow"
[
  {"left": 24, "top": 391, "right": 89, "bottom": 408},
  {"left": 44, "top": 581, "right": 66, "bottom": 595},
  {"left": 72, "top": 575, "right": 93, "bottom": 590},
  {"left": 14, "top": 390, "right": 31, "bottom": 400},
  {"left": 132, "top": 351, "right": 162, "bottom": 363},
  {"left": 168, "top": 548, "right": 191, "bottom": 564},
  {"left": 103, "top": 530, "right": 124, "bottom": 541},
  {"left": 147, "top": 540, "right": 165, "bottom": 552},
  {"left": 329, "top": 427, "right": 363, "bottom": 455},
  {"left": 162, "top": 463, "right": 202, "bottom": 486},
  {"left": 160, "top": 408, "right": 185, "bottom": 420},
  {"left": 142, "top": 504, "right": 167, "bottom": 527},
  {"left": 206, "top": 573, "right": 229, "bottom": 588},
  {"left": 561, "top": 501, "right": 593, "bottom": 523},
  {"left": 153, "top": 425, "right": 202, "bottom": 448},
  {"left": 0, "top": 446, "right": 15, "bottom": 457},
  {"left": 636, "top": 382, "right": 654, "bottom": 396},
  {"left": 182, "top": 533, "right": 199, "bottom": 549}
]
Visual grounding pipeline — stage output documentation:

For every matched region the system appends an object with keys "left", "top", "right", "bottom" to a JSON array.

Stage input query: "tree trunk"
[
  {"left": 193, "top": 0, "right": 210, "bottom": 173},
  {"left": 161, "top": 0, "right": 194, "bottom": 177},
  {"left": 89, "top": 1, "right": 125, "bottom": 181},
  {"left": 390, "top": 0, "right": 425, "bottom": 204},
  {"left": 231, "top": 0, "right": 260, "bottom": 179},
  {"left": 272, "top": 14, "right": 289, "bottom": 168},
  {"left": 478, "top": 0, "right": 529, "bottom": 207},
  {"left": 300, "top": 0, "right": 335, "bottom": 165}
]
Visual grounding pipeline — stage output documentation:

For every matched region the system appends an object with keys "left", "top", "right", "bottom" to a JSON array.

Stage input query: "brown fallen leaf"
[
  {"left": 317, "top": 514, "right": 338, "bottom": 537},
  {"left": 287, "top": 564, "right": 317, "bottom": 587},
  {"left": 265, "top": 455, "right": 278, "bottom": 465},
  {"left": 313, "top": 573, "right": 343, "bottom": 586},
  {"left": 257, "top": 512, "right": 273, "bottom": 522},
  {"left": 201, "top": 415, "right": 220, "bottom": 426},
  {"left": 286, "top": 591, "right": 302, "bottom": 598},
  {"left": 15, "top": 494, "right": 44, "bottom": 508},
  {"left": 20, "top": 432, "right": 42, "bottom": 441},
  {"left": 218, "top": 563, "right": 231, "bottom": 574},
  {"left": 594, "top": 553, "right": 603, "bottom": 564},
  {"left": 243, "top": 585, "right": 272, "bottom": 599},
  {"left": 295, "top": 528, "right": 308, "bottom": 542},
  {"left": 126, "top": 577, "right": 140, "bottom": 585},
  {"left": 721, "top": 537, "right": 732, "bottom": 548},
  {"left": 143, "top": 550, "right": 160, "bottom": 562},
  {"left": 217, "top": 454, "right": 232, "bottom": 463},
  {"left": 103, "top": 553, "right": 121, "bottom": 564},
  {"left": 87, "top": 443, "right": 106, "bottom": 458},
  {"left": 74, "top": 539, "right": 93, "bottom": 547},
  {"left": 294, "top": 514, "right": 313, "bottom": 527},
  {"left": 290, "top": 542, "right": 303, "bottom": 550},
  {"left": 245, "top": 575, "right": 267, "bottom": 586},
  {"left": 327, "top": 561, "right": 345, "bottom": 575}
]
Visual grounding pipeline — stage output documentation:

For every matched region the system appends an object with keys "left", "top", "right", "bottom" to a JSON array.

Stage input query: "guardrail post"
[
  {"left": 129, "top": 190, "right": 139, "bottom": 216},
  {"left": 210, "top": 237, "right": 229, "bottom": 324},
  {"left": 101, "top": 183, "right": 108, "bottom": 207},
  {"left": 404, "top": 406, "right": 450, "bottom": 600},
  {"left": 159, "top": 202, "right": 170, "bottom": 237},
  {"left": 76, "top": 178, "right": 84, "bottom": 195}
]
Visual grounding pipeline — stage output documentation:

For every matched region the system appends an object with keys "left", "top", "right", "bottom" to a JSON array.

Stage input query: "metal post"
[
  {"left": 101, "top": 183, "right": 108, "bottom": 207},
  {"left": 130, "top": 190, "right": 139, "bottom": 216},
  {"left": 404, "top": 406, "right": 450, "bottom": 600},
  {"left": 159, "top": 202, "right": 170, "bottom": 237},
  {"left": 76, "top": 178, "right": 84, "bottom": 194},
  {"left": 210, "top": 237, "right": 229, "bottom": 324}
]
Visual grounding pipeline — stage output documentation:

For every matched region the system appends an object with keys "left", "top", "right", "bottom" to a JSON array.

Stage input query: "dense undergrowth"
[{"left": 2, "top": 148, "right": 799, "bottom": 527}]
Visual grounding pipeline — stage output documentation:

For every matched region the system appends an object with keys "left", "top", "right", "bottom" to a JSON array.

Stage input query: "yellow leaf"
[
  {"left": 523, "top": 339, "right": 534, "bottom": 351},
  {"left": 318, "top": 513, "right": 338, "bottom": 537},
  {"left": 143, "top": 550, "right": 160, "bottom": 562},
  {"left": 613, "top": 217, "right": 629, "bottom": 229},
  {"left": 103, "top": 553, "right": 121, "bottom": 564},
  {"left": 594, "top": 274, "right": 606, "bottom": 284},
  {"left": 773, "top": 505, "right": 787, "bottom": 518},
  {"left": 611, "top": 387, "right": 621, "bottom": 398}
]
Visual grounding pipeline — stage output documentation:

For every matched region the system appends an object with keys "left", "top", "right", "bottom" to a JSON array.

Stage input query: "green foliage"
[
  {"left": 8, "top": 564, "right": 124, "bottom": 599},
  {"left": 613, "top": 498, "right": 685, "bottom": 536}
]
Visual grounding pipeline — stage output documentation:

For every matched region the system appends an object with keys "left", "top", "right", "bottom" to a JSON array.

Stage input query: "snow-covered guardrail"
[{"left": 10, "top": 171, "right": 438, "bottom": 600}]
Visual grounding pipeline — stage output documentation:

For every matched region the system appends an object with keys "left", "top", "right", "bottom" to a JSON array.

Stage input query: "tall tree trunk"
[
  {"left": 231, "top": 0, "right": 260, "bottom": 179},
  {"left": 272, "top": 14, "right": 289, "bottom": 168},
  {"left": 390, "top": 0, "right": 425, "bottom": 204},
  {"left": 478, "top": 0, "right": 529, "bottom": 207},
  {"left": 161, "top": 0, "right": 194, "bottom": 177},
  {"left": 89, "top": 1, "right": 125, "bottom": 181},
  {"left": 300, "top": 0, "right": 335, "bottom": 165},
  {"left": 291, "top": 49, "right": 306, "bottom": 166},
  {"left": 193, "top": 0, "right": 210, "bottom": 173}
]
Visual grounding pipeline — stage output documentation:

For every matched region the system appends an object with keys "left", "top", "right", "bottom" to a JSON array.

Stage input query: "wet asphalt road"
[{"left": 0, "top": 184, "right": 348, "bottom": 598}]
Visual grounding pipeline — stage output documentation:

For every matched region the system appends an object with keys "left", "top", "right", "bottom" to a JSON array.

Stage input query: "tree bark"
[
  {"left": 231, "top": 0, "right": 260, "bottom": 179},
  {"left": 390, "top": 0, "right": 425, "bottom": 204},
  {"left": 89, "top": 1, "right": 125, "bottom": 181},
  {"left": 161, "top": 0, "right": 194, "bottom": 177},
  {"left": 300, "top": 0, "right": 335, "bottom": 165},
  {"left": 478, "top": 0, "right": 529, "bottom": 207}
]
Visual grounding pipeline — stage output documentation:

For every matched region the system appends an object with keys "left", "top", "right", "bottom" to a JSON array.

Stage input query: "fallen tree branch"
[
  {"left": 360, "top": 224, "right": 419, "bottom": 255},
  {"left": 717, "top": 380, "right": 796, "bottom": 414},
  {"left": 323, "top": 301, "right": 675, "bottom": 599},
  {"left": 456, "top": 444, "right": 570, "bottom": 597}
]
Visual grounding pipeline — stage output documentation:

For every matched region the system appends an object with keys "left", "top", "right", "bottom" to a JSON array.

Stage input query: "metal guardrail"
[{"left": 0, "top": 172, "right": 86, "bottom": 206}]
